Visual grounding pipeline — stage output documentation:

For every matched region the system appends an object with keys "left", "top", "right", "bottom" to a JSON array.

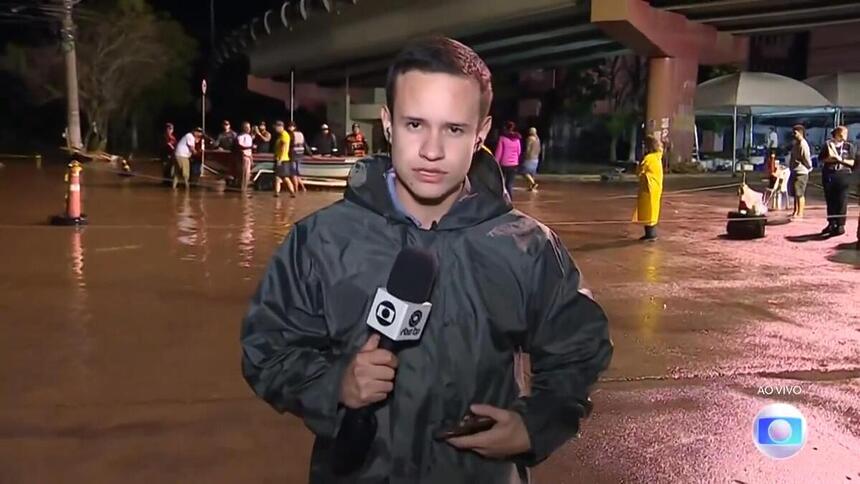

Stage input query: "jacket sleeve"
[
  {"left": 494, "top": 139, "right": 505, "bottom": 162},
  {"left": 820, "top": 141, "right": 834, "bottom": 162},
  {"left": 512, "top": 232, "right": 613, "bottom": 466},
  {"left": 241, "top": 225, "right": 350, "bottom": 439}
]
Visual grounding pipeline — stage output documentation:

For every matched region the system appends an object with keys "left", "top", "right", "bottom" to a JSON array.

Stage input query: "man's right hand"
[{"left": 339, "top": 334, "right": 398, "bottom": 409}]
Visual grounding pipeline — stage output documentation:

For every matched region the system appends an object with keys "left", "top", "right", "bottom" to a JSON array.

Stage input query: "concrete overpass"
[{"left": 218, "top": 0, "right": 860, "bottom": 163}]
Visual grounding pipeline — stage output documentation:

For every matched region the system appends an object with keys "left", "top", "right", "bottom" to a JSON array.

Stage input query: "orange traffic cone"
[{"left": 51, "top": 160, "right": 88, "bottom": 226}]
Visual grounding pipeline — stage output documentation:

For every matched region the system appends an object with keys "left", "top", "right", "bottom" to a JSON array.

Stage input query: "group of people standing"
[
  {"left": 492, "top": 121, "right": 541, "bottom": 197},
  {"left": 490, "top": 121, "right": 665, "bottom": 242},
  {"left": 162, "top": 119, "right": 371, "bottom": 195},
  {"left": 633, "top": 124, "right": 860, "bottom": 246}
]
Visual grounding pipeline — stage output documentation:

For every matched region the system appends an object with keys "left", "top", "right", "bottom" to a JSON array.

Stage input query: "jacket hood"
[
  {"left": 343, "top": 148, "right": 512, "bottom": 231},
  {"left": 502, "top": 131, "right": 522, "bottom": 140}
]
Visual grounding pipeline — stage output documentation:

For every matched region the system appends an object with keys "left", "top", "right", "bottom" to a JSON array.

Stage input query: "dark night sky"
[
  {"left": 148, "top": 0, "right": 273, "bottom": 55},
  {"left": 0, "top": 1, "right": 271, "bottom": 56},
  {"left": 0, "top": 0, "right": 297, "bottom": 151}
]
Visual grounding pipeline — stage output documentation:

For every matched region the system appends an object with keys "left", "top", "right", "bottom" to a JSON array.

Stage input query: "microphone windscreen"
[{"left": 386, "top": 247, "right": 438, "bottom": 303}]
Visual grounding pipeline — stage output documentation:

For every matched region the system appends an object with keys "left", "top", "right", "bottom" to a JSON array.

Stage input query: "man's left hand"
[{"left": 446, "top": 404, "right": 531, "bottom": 459}]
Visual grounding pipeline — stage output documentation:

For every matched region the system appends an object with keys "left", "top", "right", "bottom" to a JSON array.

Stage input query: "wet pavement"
[{"left": 1, "top": 157, "right": 858, "bottom": 483}]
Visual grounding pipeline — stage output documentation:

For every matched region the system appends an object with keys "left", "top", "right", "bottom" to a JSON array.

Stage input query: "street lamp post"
[{"left": 201, "top": 79, "right": 207, "bottom": 175}]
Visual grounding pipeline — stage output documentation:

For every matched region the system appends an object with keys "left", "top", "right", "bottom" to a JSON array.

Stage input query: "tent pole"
[
  {"left": 290, "top": 68, "right": 295, "bottom": 123},
  {"left": 732, "top": 106, "right": 737, "bottom": 175},
  {"left": 749, "top": 114, "right": 754, "bottom": 161}
]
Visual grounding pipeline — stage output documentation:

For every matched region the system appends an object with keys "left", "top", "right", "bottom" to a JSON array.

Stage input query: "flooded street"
[{"left": 1, "top": 158, "right": 858, "bottom": 483}]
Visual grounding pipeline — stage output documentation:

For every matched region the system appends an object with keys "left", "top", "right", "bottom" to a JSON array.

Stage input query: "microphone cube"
[{"left": 366, "top": 288, "right": 432, "bottom": 342}]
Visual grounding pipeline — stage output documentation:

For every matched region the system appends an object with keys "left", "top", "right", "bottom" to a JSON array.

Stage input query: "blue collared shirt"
[
  {"left": 385, "top": 169, "right": 472, "bottom": 229},
  {"left": 386, "top": 169, "right": 422, "bottom": 227}
]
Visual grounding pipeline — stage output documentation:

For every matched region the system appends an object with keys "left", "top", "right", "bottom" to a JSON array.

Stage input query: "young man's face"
[
  {"left": 382, "top": 71, "right": 492, "bottom": 203},
  {"left": 223, "top": 122, "right": 231, "bottom": 133},
  {"left": 793, "top": 129, "right": 802, "bottom": 141},
  {"left": 242, "top": 123, "right": 251, "bottom": 134}
]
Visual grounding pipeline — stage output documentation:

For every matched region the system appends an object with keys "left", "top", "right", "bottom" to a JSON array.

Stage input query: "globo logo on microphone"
[
  {"left": 366, "top": 288, "right": 432, "bottom": 342},
  {"left": 375, "top": 301, "right": 397, "bottom": 327},
  {"left": 409, "top": 310, "right": 422, "bottom": 326}
]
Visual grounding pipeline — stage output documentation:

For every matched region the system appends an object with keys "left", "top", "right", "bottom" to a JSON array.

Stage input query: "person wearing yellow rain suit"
[{"left": 633, "top": 135, "right": 664, "bottom": 241}]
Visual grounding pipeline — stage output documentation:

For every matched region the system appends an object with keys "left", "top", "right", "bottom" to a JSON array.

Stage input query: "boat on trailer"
[{"left": 205, "top": 150, "right": 359, "bottom": 188}]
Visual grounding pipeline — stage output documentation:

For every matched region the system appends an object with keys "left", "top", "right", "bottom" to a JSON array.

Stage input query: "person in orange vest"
[
  {"left": 765, "top": 151, "right": 779, "bottom": 189},
  {"left": 344, "top": 123, "right": 369, "bottom": 157}
]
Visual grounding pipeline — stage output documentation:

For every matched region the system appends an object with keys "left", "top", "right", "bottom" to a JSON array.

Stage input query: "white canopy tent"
[
  {"left": 805, "top": 72, "right": 860, "bottom": 125},
  {"left": 695, "top": 72, "right": 834, "bottom": 171}
]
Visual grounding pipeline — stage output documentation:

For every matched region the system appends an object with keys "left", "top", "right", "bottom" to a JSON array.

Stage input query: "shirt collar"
[{"left": 385, "top": 169, "right": 472, "bottom": 228}]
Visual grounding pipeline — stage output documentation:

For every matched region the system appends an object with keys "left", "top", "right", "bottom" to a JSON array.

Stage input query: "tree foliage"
[
  {"left": 551, "top": 61, "right": 609, "bottom": 119},
  {"left": 1, "top": 0, "right": 196, "bottom": 146},
  {"left": 596, "top": 55, "right": 648, "bottom": 161},
  {"left": 699, "top": 63, "right": 741, "bottom": 83}
]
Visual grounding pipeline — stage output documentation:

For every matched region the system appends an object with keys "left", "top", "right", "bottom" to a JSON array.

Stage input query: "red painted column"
[
  {"left": 645, "top": 56, "right": 698, "bottom": 168},
  {"left": 593, "top": 0, "right": 748, "bottom": 166}
]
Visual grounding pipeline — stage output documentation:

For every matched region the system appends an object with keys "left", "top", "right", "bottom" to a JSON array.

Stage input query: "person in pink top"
[{"left": 494, "top": 121, "right": 522, "bottom": 198}]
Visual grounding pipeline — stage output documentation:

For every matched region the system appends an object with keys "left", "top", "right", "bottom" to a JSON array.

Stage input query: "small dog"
[{"left": 738, "top": 183, "right": 767, "bottom": 216}]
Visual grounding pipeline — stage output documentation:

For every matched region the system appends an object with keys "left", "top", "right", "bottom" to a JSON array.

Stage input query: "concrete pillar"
[
  {"left": 645, "top": 57, "right": 698, "bottom": 168},
  {"left": 326, "top": 97, "right": 347, "bottom": 141},
  {"left": 327, "top": 87, "right": 387, "bottom": 153},
  {"left": 592, "top": 0, "right": 748, "bottom": 167}
]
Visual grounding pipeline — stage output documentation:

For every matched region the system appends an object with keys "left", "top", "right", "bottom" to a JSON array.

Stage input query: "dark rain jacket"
[{"left": 241, "top": 150, "right": 613, "bottom": 484}]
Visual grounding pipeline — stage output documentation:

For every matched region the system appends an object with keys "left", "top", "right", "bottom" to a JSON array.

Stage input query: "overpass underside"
[
  {"left": 248, "top": 0, "right": 620, "bottom": 85},
  {"left": 233, "top": 0, "right": 860, "bottom": 164}
]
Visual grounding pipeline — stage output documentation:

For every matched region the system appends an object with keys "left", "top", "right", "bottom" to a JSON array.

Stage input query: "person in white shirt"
[
  {"left": 287, "top": 121, "right": 309, "bottom": 192},
  {"left": 237, "top": 122, "right": 255, "bottom": 192},
  {"left": 174, "top": 127, "right": 202, "bottom": 190},
  {"left": 768, "top": 127, "right": 779, "bottom": 156}
]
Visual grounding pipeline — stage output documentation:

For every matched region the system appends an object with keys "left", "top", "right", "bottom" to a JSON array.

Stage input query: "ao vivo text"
[{"left": 757, "top": 385, "right": 803, "bottom": 396}]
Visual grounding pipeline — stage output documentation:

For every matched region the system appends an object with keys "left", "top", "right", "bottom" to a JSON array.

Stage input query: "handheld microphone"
[
  {"left": 366, "top": 250, "right": 437, "bottom": 351},
  {"left": 332, "top": 247, "right": 438, "bottom": 475}
]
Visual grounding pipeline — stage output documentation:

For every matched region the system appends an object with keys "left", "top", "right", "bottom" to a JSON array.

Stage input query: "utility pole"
[
  {"left": 210, "top": 0, "right": 216, "bottom": 52},
  {"left": 61, "top": 0, "right": 83, "bottom": 150}
]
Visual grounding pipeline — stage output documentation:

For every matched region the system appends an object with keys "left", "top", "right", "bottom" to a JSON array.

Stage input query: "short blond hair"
[{"left": 644, "top": 135, "right": 663, "bottom": 154}]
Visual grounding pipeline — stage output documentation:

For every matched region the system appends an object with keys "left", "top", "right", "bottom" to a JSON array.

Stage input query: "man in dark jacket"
[
  {"left": 240, "top": 37, "right": 612, "bottom": 484},
  {"left": 820, "top": 126, "right": 856, "bottom": 236},
  {"left": 312, "top": 123, "right": 339, "bottom": 156},
  {"left": 214, "top": 120, "right": 238, "bottom": 152}
]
